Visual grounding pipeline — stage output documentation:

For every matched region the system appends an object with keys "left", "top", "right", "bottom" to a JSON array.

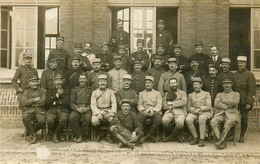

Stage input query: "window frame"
[{"left": 251, "top": 8, "right": 260, "bottom": 72}]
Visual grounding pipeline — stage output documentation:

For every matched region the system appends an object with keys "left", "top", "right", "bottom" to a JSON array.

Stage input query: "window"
[
  {"left": 1, "top": 7, "right": 11, "bottom": 68},
  {"left": 117, "top": 8, "right": 130, "bottom": 33},
  {"left": 252, "top": 9, "right": 260, "bottom": 71}
]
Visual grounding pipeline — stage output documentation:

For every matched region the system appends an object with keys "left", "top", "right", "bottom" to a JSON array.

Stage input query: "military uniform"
[
  {"left": 158, "top": 71, "right": 187, "bottom": 96},
  {"left": 233, "top": 67, "right": 256, "bottom": 142},
  {"left": 87, "top": 70, "right": 108, "bottom": 90},
  {"left": 90, "top": 88, "right": 117, "bottom": 126},
  {"left": 186, "top": 90, "right": 212, "bottom": 141},
  {"left": 116, "top": 88, "right": 138, "bottom": 112},
  {"left": 67, "top": 67, "right": 85, "bottom": 90},
  {"left": 130, "top": 51, "right": 150, "bottom": 72},
  {"left": 110, "top": 29, "right": 130, "bottom": 53},
  {"left": 41, "top": 69, "right": 56, "bottom": 91},
  {"left": 150, "top": 53, "right": 170, "bottom": 71},
  {"left": 202, "top": 76, "right": 223, "bottom": 106},
  {"left": 218, "top": 71, "right": 234, "bottom": 83},
  {"left": 48, "top": 48, "right": 70, "bottom": 71},
  {"left": 108, "top": 68, "right": 128, "bottom": 93},
  {"left": 184, "top": 70, "right": 207, "bottom": 94},
  {"left": 69, "top": 85, "right": 92, "bottom": 139},
  {"left": 174, "top": 54, "right": 189, "bottom": 73},
  {"left": 96, "top": 52, "right": 113, "bottom": 72},
  {"left": 22, "top": 84, "right": 46, "bottom": 140},
  {"left": 46, "top": 85, "right": 70, "bottom": 138},
  {"left": 79, "top": 54, "right": 93, "bottom": 72},
  {"left": 146, "top": 67, "right": 165, "bottom": 90},
  {"left": 131, "top": 71, "right": 147, "bottom": 94},
  {"left": 189, "top": 53, "right": 210, "bottom": 71},
  {"left": 137, "top": 87, "right": 162, "bottom": 141},
  {"left": 156, "top": 30, "right": 173, "bottom": 53},
  {"left": 12, "top": 65, "right": 38, "bottom": 111},
  {"left": 210, "top": 90, "right": 240, "bottom": 139}
]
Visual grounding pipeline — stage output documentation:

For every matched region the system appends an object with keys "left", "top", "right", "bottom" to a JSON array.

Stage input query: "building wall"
[{"left": 180, "top": 0, "right": 229, "bottom": 57}]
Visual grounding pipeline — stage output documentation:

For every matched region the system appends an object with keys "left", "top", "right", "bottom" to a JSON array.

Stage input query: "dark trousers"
[
  {"left": 137, "top": 112, "right": 162, "bottom": 127},
  {"left": 69, "top": 110, "right": 92, "bottom": 138},
  {"left": 239, "top": 104, "right": 251, "bottom": 137},
  {"left": 46, "top": 108, "right": 69, "bottom": 135},
  {"left": 22, "top": 110, "right": 45, "bottom": 134}
]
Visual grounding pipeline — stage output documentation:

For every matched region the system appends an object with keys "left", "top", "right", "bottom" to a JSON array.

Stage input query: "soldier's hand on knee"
[
  {"left": 130, "top": 132, "right": 137, "bottom": 143},
  {"left": 97, "top": 113, "right": 103, "bottom": 120}
]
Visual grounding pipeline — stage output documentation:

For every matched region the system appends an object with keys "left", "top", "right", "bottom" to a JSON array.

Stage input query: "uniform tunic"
[
  {"left": 96, "top": 52, "right": 113, "bottom": 72},
  {"left": 130, "top": 51, "right": 150, "bottom": 72},
  {"left": 116, "top": 88, "right": 138, "bottom": 111},
  {"left": 48, "top": 48, "right": 70, "bottom": 70},
  {"left": 184, "top": 69, "right": 207, "bottom": 94},
  {"left": 218, "top": 71, "right": 234, "bottom": 83},
  {"left": 67, "top": 68, "right": 85, "bottom": 90},
  {"left": 79, "top": 53, "right": 94, "bottom": 72},
  {"left": 202, "top": 76, "right": 223, "bottom": 106},
  {"left": 146, "top": 67, "right": 165, "bottom": 90},
  {"left": 110, "top": 29, "right": 130, "bottom": 52},
  {"left": 189, "top": 53, "right": 210, "bottom": 71},
  {"left": 91, "top": 88, "right": 117, "bottom": 116},
  {"left": 41, "top": 69, "right": 56, "bottom": 91},
  {"left": 117, "top": 111, "right": 143, "bottom": 133},
  {"left": 87, "top": 70, "right": 108, "bottom": 90},
  {"left": 108, "top": 68, "right": 128, "bottom": 93},
  {"left": 158, "top": 71, "right": 187, "bottom": 96},
  {"left": 150, "top": 53, "right": 170, "bottom": 71},
  {"left": 131, "top": 71, "right": 147, "bottom": 94},
  {"left": 70, "top": 86, "right": 92, "bottom": 110},
  {"left": 233, "top": 69, "right": 256, "bottom": 106},
  {"left": 156, "top": 30, "right": 173, "bottom": 52},
  {"left": 173, "top": 54, "right": 189, "bottom": 73}
]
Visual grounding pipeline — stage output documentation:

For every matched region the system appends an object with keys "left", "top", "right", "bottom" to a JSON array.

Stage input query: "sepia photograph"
[{"left": 0, "top": 0, "right": 260, "bottom": 163}]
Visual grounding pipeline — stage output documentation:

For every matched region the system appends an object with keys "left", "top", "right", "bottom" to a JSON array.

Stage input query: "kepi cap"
[
  {"left": 57, "top": 35, "right": 64, "bottom": 42},
  {"left": 192, "top": 77, "right": 202, "bottom": 83},
  {"left": 158, "top": 19, "right": 165, "bottom": 24},
  {"left": 221, "top": 58, "right": 231, "bottom": 63},
  {"left": 120, "top": 99, "right": 131, "bottom": 105},
  {"left": 74, "top": 43, "right": 82, "bottom": 48},
  {"left": 208, "top": 64, "right": 217, "bottom": 70},
  {"left": 137, "top": 39, "right": 144, "bottom": 45},
  {"left": 123, "top": 74, "right": 132, "bottom": 80},
  {"left": 54, "top": 73, "right": 63, "bottom": 80},
  {"left": 101, "top": 42, "right": 109, "bottom": 47},
  {"left": 195, "top": 41, "right": 203, "bottom": 47},
  {"left": 222, "top": 78, "right": 233, "bottom": 83},
  {"left": 153, "top": 55, "right": 163, "bottom": 61},
  {"left": 23, "top": 53, "right": 32, "bottom": 58},
  {"left": 28, "top": 74, "right": 39, "bottom": 82},
  {"left": 92, "top": 58, "right": 102, "bottom": 64},
  {"left": 145, "top": 76, "right": 154, "bottom": 82},
  {"left": 237, "top": 56, "right": 247, "bottom": 62},
  {"left": 71, "top": 55, "right": 80, "bottom": 61},
  {"left": 173, "top": 44, "right": 181, "bottom": 49},
  {"left": 98, "top": 74, "right": 107, "bottom": 80},
  {"left": 113, "top": 55, "right": 122, "bottom": 61},
  {"left": 118, "top": 44, "right": 126, "bottom": 50},
  {"left": 167, "top": 57, "right": 177, "bottom": 63}
]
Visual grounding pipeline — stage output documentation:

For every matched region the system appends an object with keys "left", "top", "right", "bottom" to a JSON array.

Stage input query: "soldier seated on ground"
[
  {"left": 211, "top": 78, "right": 240, "bottom": 149},
  {"left": 162, "top": 78, "right": 187, "bottom": 143},
  {"left": 46, "top": 73, "right": 70, "bottom": 143},
  {"left": 185, "top": 77, "right": 212, "bottom": 147},
  {"left": 91, "top": 74, "right": 117, "bottom": 142},
  {"left": 22, "top": 74, "right": 46, "bottom": 144},
  {"left": 69, "top": 72, "right": 92, "bottom": 143},
  {"left": 109, "top": 99, "right": 144, "bottom": 149},
  {"left": 137, "top": 76, "right": 162, "bottom": 143}
]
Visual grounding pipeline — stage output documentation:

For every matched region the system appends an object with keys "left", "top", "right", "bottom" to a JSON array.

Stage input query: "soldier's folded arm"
[
  {"left": 162, "top": 93, "right": 172, "bottom": 110},
  {"left": 200, "top": 93, "right": 212, "bottom": 111},
  {"left": 22, "top": 90, "right": 36, "bottom": 107},
  {"left": 172, "top": 92, "right": 187, "bottom": 108},
  {"left": 222, "top": 92, "right": 240, "bottom": 107},
  {"left": 214, "top": 93, "right": 228, "bottom": 110}
]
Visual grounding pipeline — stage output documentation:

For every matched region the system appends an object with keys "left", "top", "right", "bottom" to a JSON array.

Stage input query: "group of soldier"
[{"left": 11, "top": 19, "right": 256, "bottom": 150}]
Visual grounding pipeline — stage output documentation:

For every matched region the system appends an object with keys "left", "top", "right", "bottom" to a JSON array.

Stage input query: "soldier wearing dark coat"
[
  {"left": 12, "top": 53, "right": 38, "bottom": 112},
  {"left": 67, "top": 56, "right": 84, "bottom": 90},
  {"left": 146, "top": 55, "right": 165, "bottom": 90},
  {"left": 150, "top": 44, "right": 170, "bottom": 71},
  {"left": 172, "top": 44, "right": 189, "bottom": 74},
  {"left": 22, "top": 74, "right": 46, "bottom": 144},
  {"left": 218, "top": 58, "right": 234, "bottom": 82},
  {"left": 131, "top": 60, "right": 147, "bottom": 94},
  {"left": 189, "top": 42, "right": 210, "bottom": 71},
  {"left": 87, "top": 58, "right": 108, "bottom": 91},
  {"left": 116, "top": 75, "right": 138, "bottom": 112},
  {"left": 69, "top": 73, "right": 92, "bottom": 143},
  {"left": 156, "top": 19, "right": 173, "bottom": 53},
  {"left": 205, "top": 46, "right": 222, "bottom": 72},
  {"left": 110, "top": 99, "right": 144, "bottom": 149},
  {"left": 96, "top": 42, "right": 113, "bottom": 72},
  {"left": 202, "top": 64, "right": 223, "bottom": 106},
  {"left": 233, "top": 56, "right": 256, "bottom": 143},
  {"left": 130, "top": 39, "right": 150, "bottom": 72},
  {"left": 184, "top": 58, "right": 207, "bottom": 94},
  {"left": 47, "top": 36, "right": 70, "bottom": 71},
  {"left": 110, "top": 19, "right": 130, "bottom": 53},
  {"left": 68, "top": 43, "right": 83, "bottom": 69},
  {"left": 46, "top": 73, "right": 70, "bottom": 143},
  {"left": 41, "top": 57, "right": 58, "bottom": 91}
]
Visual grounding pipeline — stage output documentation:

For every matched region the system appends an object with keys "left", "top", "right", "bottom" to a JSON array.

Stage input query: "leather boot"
[
  {"left": 76, "top": 135, "right": 82, "bottom": 143},
  {"left": 215, "top": 129, "right": 229, "bottom": 149},
  {"left": 94, "top": 126, "right": 101, "bottom": 142},
  {"left": 115, "top": 133, "right": 134, "bottom": 149},
  {"left": 239, "top": 122, "right": 247, "bottom": 143},
  {"left": 147, "top": 125, "right": 158, "bottom": 143},
  {"left": 31, "top": 133, "right": 37, "bottom": 144},
  {"left": 198, "top": 139, "right": 205, "bottom": 147},
  {"left": 59, "top": 135, "right": 65, "bottom": 141},
  {"left": 190, "top": 137, "right": 199, "bottom": 145},
  {"left": 162, "top": 127, "right": 180, "bottom": 142},
  {"left": 53, "top": 134, "right": 59, "bottom": 143},
  {"left": 106, "top": 134, "right": 114, "bottom": 143}
]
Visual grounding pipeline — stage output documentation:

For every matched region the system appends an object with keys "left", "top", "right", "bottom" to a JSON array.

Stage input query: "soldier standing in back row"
[
  {"left": 218, "top": 58, "right": 234, "bottom": 82},
  {"left": 233, "top": 56, "right": 256, "bottom": 143},
  {"left": 47, "top": 36, "right": 70, "bottom": 71},
  {"left": 156, "top": 19, "right": 173, "bottom": 53},
  {"left": 12, "top": 53, "right": 38, "bottom": 112},
  {"left": 189, "top": 42, "right": 210, "bottom": 71},
  {"left": 96, "top": 42, "right": 113, "bottom": 72},
  {"left": 172, "top": 44, "right": 189, "bottom": 74}
]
